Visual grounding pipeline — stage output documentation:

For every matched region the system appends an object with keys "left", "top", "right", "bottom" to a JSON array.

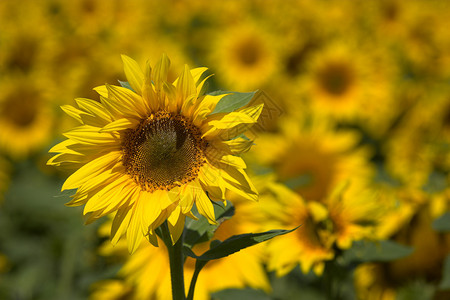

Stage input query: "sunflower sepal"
[
  {"left": 183, "top": 200, "right": 235, "bottom": 248},
  {"left": 210, "top": 90, "right": 258, "bottom": 113}
]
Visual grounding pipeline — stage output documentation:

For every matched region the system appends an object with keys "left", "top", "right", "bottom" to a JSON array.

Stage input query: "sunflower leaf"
[
  {"left": 439, "top": 254, "right": 450, "bottom": 290},
  {"left": 210, "top": 90, "right": 257, "bottom": 113},
  {"left": 183, "top": 200, "right": 234, "bottom": 248},
  {"left": 432, "top": 212, "right": 450, "bottom": 232},
  {"left": 341, "top": 240, "right": 414, "bottom": 263},
  {"left": 118, "top": 80, "right": 135, "bottom": 92},
  {"left": 183, "top": 227, "right": 297, "bottom": 261}
]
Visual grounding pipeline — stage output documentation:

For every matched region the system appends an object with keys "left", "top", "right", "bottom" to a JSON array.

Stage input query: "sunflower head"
[{"left": 48, "top": 54, "right": 262, "bottom": 253}]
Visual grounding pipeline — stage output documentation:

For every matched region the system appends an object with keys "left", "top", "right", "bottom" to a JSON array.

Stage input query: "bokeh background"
[{"left": 1, "top": 0, "right": 450, "bottom": 299}]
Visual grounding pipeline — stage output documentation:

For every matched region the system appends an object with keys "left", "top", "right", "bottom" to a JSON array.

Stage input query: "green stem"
[
  {"left": 186, "top": 261, "right": 206, "bottom": 300},
  {"left": 160, "top": 222, "right": 186, "bottom": 300}
]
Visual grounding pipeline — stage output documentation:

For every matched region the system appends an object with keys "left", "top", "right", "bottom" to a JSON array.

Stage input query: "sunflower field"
[{"left": 1, "top": 0, "right": 450, "bottom": 299}]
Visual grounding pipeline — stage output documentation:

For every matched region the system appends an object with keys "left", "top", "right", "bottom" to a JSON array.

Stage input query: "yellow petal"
[
  {"left": 61, "top": 105, "right": 83, "bottom": 124},
  {"left": 111, "top": 203, "right": 133, "bottom": 245},
  {"left": 127, "top": 205, "right": 144, "bottom": 254},
  {"left": 121, "top": 55, "right": 144, "bottom": 94},
  {"left": 61, "top": 151, "right": 120, "bottom": 191},
  {"left": 194, "top": 187, "right": 217, "bottom": 225},
  {"left": 99, "top": 118, "right": 139, "bottom": 133},
  {"left": 105, "top": 84, "right": 147, "bottom": 118},
  {"left": 152, "top": 54, "right": 170, "bottom": 94},
  {"left": 63, "top": 125, "right": 118, "bottom": 145}
]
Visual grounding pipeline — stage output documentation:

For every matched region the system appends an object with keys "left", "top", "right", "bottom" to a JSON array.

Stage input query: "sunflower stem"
[
  {"left": 160, "top": 221, "right": 186, "bottom": 300},
  {"left": 187, "top": 260, "right": 207, "bottom": 300}
]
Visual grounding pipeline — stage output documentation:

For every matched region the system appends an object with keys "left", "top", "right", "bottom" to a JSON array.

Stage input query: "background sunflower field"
[{"left": 1, "top": 0, "right": 450, "bottom": 299}]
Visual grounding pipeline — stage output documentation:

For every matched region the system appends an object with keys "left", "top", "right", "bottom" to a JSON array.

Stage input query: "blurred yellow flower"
[
  {"left": 300, "top": 41, "right": 394, "bottom": 130},
  {"left": 257, "top": 181, "right": 334, "bottom": 275},
  {"left": 253, "top": 116, "right": 373, "bottom": 202},
  {"left": 0, "top": 74, "right": 54, "bottom": 159},
  {"left": 48, "top": 55, "right": 262, "bottom": 253},
  {"left": 208, "top": 20, "right": 279, "bottom": 91}
]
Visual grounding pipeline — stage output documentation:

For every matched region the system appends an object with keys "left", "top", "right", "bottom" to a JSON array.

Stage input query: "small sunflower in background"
[
  {"left": 252, "top": 116, "right": 373, "bottom": 202},
  {"left": 208, "top": 20, "right": 280, "bottom": 92},
  {"left": 255, "top": 180, "right": 335, "bottom": 275},
  {"left": 0, "top": 0, "right": 57, "bottom": 76},
  {"left": 0, "top": 74, "right": 55, "bottom": 160},
  {"left": 383, "top": 86, "right": 450, "bottom": 188},
  {"left": 298, "top": 40, "right": 393, "bottom": 129},
  {"left": 48, "top": 54, "right": 262, "bottom": 253},
  {"left": 92, "top": 199, "right": 270, "bottom": 300},
  {"left": 255, "top": 177, "right": 381, "bottom": 277}
]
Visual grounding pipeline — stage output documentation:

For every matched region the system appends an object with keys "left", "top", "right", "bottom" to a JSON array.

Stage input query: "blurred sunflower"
[
  {"left": 298, "top": 40, "right": 394, "bottom": 134},
  {"left": 253, "top": 116, "right": 373, "bottom": 202},
  {"left": 208, "top": 20, "right": 279, "bottom": 91},
  {"left": 48, "top": 55, "right": 262, "bottom": 253},
  {"left": 355, "top": 188, "right": 450, "bottom": 300},
  {"left": 384, "top": 86, "right": 450, "bottom": 187},
  {"left": 325, "top": 182, "right": 381, "bottom": 250},
  {"left": 93, "top": 200, "right": 270, "bottom": 300},
  {"left": 90, "top": 280, "right": 133, "bottom": 300},
  {"left": 0, "top": 74, "right": 54, "bottom": 159},
  {"left": 0, "top": 0, "right": 57, "bottom": 76},
  {"left": 257, "top": 180, "right": 335, "bottom": 275}
]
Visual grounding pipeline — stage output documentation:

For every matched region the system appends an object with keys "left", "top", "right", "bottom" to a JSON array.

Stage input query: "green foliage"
[
  {"left": 210, "top": 91, "right": 257, "bottom": 113},
  {"left": 439, "top": 254, "right": 450, "bottom": 290},
  {"left": 184, "top": 228, "right": 297, "bottom": 261},
  {"left": 342, "top": 240, "right": 414, "bottom": 263},
  {"left": 432, "top": 212, "right": 450, "bottom": 232},
  {"left": 0, "top": 161, "right": 119, "bottom": 300},
  {"left": 118, "top": 80, "right": 135, "bottom": 92},
  {"left": 183, "top": 200, "right": 234, "bottom": 248}
]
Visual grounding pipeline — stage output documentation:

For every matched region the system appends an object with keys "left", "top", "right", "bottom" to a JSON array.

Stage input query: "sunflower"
[
  {"left": 298, "top": 40, "right": 395, "bottom": 131},
  {"left": 0, "top": 0, "right": 57, "bottom": 76},
  {"left": 208, "top": 20, "right": 280, "bottom": 91},
  {"left": 48, "top": 54, "right": 262, "bottom": 253},
  {"left": 93, "top": 200, "right": 270, "bottom": 300},
  {"left": 252, "top": 116, "right": 373, "bottom": 202},
  {"left": 325, "top": 182, "right": 381, "bottom": 250},
  {"left": 256, "top": 180, "right": 335, "bottom": 276},
  {"left": 0, "top": 74, "right": 54, "bottom": 159}
]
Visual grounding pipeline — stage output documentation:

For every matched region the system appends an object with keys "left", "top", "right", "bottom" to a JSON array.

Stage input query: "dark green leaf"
[
  {"left": 213, "top": 288, "right": 272, "bottom": 300},
  {"left": 432, "top": 212, "right": 450, "bottom": 232},
  {"left": 118, "top": 80, "right": 135, "bottom": 92},
  {"left": 183, "top": 200, "right": 235, "bottom": 248},
  {"left": 184, "top": 227, "right": 298, "bottom": 261},
  {"left": 211, "top": 90, "right": 257, "bottom": 113},
  {"left": 439, "top": 254, "right": 450, "bottom": 290},
  {"left": 342, "top": 240, "right": 414, "bottom": 263}
]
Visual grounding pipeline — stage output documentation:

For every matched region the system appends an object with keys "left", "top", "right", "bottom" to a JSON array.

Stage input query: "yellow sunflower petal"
[
  {"left": 121, "top": 55, "right": 144, "bottom": 94},
  {"left": 61, "top": 151, "right": 120, "bottom": 191},
  {"left": 194, "top": 187, "right": 217, "bottom": 225}
]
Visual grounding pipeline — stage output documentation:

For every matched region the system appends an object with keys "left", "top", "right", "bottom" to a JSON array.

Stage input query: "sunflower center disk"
[
  {"left": 318, "top": 62, "right": 354, "bottom": 97},
  {"left": 122, "top": 112, "right": 207, "bottom": 192}
]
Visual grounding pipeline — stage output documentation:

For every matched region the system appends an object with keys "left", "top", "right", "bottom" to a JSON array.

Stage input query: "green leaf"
[
  {"left": 184, "top": 227, "right": 298, "bottom": 261},
  {"left": 439, "top": 254, "right": 450, "bottom": 290},
  {"left": 118, "top": 80, "right": 135, "bottom": 92},
  {"left": 432, "top": 212, "right": 450, "bottom": 232},
  {"left": 213, "top": 288, "right": 271, "bottom": 300},
  {"left": 342, "top": 240, "right": 414, "bottom": 263},
  {"left": 211, "top": 90, "right": 257, "bottom": 113},
  {"left": 183, "top": 200, "right": 235, "bottom": 248}
]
